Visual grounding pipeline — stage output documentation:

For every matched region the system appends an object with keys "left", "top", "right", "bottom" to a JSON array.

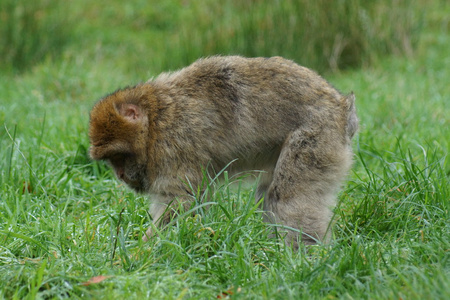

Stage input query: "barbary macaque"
[{"left": 89, "top": 56, "right": 358, "bottom": 247}]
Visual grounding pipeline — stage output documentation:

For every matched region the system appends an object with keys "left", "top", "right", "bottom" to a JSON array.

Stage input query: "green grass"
[
  {"left": 1, "top": 0, "right": 449, "bottom": 299},
  {"left": 0, "top": 0, "right": 70, "bottom": 73}
]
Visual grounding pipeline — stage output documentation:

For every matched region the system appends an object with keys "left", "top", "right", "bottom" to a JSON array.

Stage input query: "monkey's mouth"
[
  {"left": 123, "top": 179, "right": 146, "bottom": 194},
  {"left": 115, "top": 167, "right": 148, "bottom": 193},
  {"left": 130, "top": 184, "right": 146, "bottom": 194}
]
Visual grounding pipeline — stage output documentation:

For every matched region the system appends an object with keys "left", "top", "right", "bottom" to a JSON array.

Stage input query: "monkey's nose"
[{"left": 116, "top": 169, "right": 125, "bottom": 181}]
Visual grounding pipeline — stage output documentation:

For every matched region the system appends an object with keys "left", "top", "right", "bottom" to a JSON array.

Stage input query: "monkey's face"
[
  {"left": 106, "top": 152, "right": 148, "bottom": 193},
  {"left": 89, "top": 89, "right": 150, "bottom": 193}
]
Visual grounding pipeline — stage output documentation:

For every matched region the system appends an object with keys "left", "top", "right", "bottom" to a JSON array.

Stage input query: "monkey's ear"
[{"left": 118, "top": 103, "right": 141, "bottom": 121}]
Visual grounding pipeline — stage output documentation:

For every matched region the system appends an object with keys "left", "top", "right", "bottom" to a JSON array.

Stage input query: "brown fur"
[{"left": 89, "top": 56, "right": 358, "bottom": 247}]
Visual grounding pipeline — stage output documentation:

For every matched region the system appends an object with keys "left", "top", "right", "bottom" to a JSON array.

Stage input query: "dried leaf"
[
  {"left": 81, "top": 275, "right": 111, "bottom": 286},
  {"left": 22, "top": 181, "right": 32, "bottom": 194},
  {"left": 217, "top": 287, "right": 241, "bottom": 298}
]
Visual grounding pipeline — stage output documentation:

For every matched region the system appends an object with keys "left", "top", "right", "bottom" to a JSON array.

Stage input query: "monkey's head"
[{"left": 89, "top": 86, "right": 153, "bottom": 193}]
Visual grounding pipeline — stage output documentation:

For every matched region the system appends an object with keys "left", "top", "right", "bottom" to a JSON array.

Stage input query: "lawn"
[{"left": 0, "top": 0, "right": 448, "bottom": 299}]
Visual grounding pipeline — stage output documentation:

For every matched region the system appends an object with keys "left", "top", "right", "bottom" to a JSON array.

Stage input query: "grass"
[
  {"left": 0, "top": 0, "right": 449, "bottom": 299},
  {"left": 0, "top": 0, "right": 424, "bottom": 75},
  {"left": 0, "top": 0, "right": 70, "bottom": 73},
  {"left": 171, "top": 0, "right": 423, "bottom": 72}
]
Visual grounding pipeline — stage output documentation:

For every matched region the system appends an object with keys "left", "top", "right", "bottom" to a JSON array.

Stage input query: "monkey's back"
[{"left": 149, "top": 56, "right": 350, "bottom": 171}]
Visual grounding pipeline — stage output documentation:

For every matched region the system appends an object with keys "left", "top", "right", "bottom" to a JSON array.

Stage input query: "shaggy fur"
[{"left": 89, "top": 56, "right": 358, "bottom": 247}]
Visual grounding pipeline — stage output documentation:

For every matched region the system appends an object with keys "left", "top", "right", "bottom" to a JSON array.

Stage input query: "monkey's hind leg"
[{"left": 264, "top": 127, "right": 353, "bottom": 247}]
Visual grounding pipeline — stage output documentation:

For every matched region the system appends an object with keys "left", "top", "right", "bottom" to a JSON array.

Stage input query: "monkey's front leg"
[{"left": 143, "top": 194, "right": 193, "bottom": 241}]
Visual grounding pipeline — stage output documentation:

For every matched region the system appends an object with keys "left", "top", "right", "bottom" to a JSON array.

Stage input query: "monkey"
[{"left": 89, "top": 56, "right": 358, "bottom": 248}]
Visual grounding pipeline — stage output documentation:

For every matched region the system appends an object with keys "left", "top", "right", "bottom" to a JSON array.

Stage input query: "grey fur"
[{"left": 89, "top": 56, "right": 358, "bottom": 248}]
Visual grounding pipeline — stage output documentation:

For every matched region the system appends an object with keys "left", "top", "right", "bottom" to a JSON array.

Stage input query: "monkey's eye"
[
  {"left": 108, "top": 152, "right": 136, "bottom": 166},
  {"left": 107, "top": 153, "right": 128, "bottom": 166},
  {"left": 111, "top": 154, "right": 126, "bottom": 161}
]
